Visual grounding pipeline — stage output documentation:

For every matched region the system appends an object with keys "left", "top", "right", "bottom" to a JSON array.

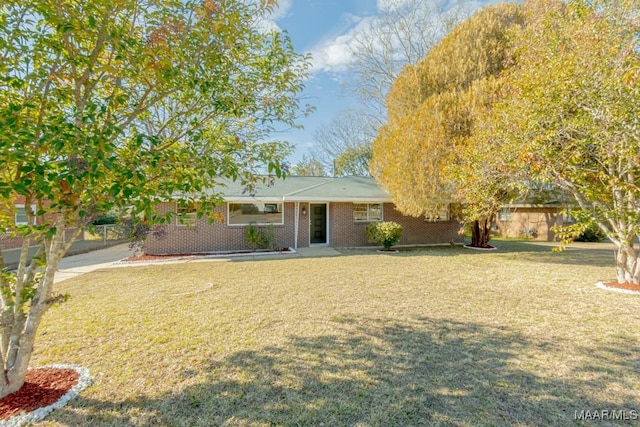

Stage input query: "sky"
[{"left": 261, "top": 0, "right": 494, "bottom": 165}]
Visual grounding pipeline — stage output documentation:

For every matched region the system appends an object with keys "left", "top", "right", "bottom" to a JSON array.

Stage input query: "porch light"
[{"left": 302, "top": 206, "right": 307, "bottom": 215}]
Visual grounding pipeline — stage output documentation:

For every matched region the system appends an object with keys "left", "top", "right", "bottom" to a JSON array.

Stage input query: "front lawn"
[{"left": 33, "top": 240, "right": 640, "bottom": 426}]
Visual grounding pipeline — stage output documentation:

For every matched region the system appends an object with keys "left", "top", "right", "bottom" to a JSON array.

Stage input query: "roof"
[{"left": 211, "top": 176, "right": 392, "bottom": 203}]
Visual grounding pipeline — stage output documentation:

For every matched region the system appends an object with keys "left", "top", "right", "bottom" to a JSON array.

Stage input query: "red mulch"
[
  {"left": 0, "top": 368, "right": 79, "bottom": 420},
  {"left": 601, "top": 281, "right": 640, "bottom": 293},
  {"left": 122, "top": 248, "right": 292, "bottom": 262}
]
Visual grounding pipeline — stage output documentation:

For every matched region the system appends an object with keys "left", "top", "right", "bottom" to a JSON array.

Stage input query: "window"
[
  {"left": 498, "top": 208, "right": 512, "bottom": 221},
  {"left": 228, "top": 203, "right": 283, "bottom": 225},
  {"left": 562, "top": 211, "right": 576, "bottom": 223},
  {"left": 353, "top": 203, "right": 383, "bottom": 221},
  {"left": 425, "top": 205, "right": 450, "bottom": 222},
  {"left": 15, "top": 204, "right": 36, "bottom": 225},
  {"left": 176, "top": 203, "right": 198, "bottom": 227}
]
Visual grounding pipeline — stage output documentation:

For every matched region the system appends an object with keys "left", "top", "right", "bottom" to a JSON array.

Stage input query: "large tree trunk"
[
  {"left": 470, "top": 218, "right": 492, "bottom": 248},
  {"left": 614, "top": 242, "right": 640, "bottom": 285},
  {"left": 0, "top": 216, "right": 80, "bottom": 398}
]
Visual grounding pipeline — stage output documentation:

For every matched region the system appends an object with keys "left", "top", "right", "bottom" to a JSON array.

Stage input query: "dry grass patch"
[{"left": 32, "top": 240, "right": 640, "bottom": 426}]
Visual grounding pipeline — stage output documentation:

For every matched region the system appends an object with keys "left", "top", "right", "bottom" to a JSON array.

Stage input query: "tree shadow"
[
  {"left": 51, "top": 316, "right": 639, "bottom": 426},
  {"left": 487, "top": 239, "right": 615, "bottom": 268}
]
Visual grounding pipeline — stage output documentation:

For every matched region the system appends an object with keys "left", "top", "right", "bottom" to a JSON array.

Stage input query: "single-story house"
[
  {"left": 144, "top": 176, "right": 463, "bottom": 255},
  {"left": 493, "top": 202, "right": 574, "bottom": 240},
  {"left": 0, "top": 196, "right": 83, "bottom": 251}
]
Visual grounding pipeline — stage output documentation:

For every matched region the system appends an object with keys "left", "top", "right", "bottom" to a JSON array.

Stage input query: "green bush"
[
  {"left": 575, "top": 224, "right": 606, "bottom": 242},
  {"left": 92, "top": 215, "right": 118, "bottom": 225},
  {"left": 366, "top": 221, "right": 403, "bottom": 250},
  {"left": 245, "top": 223, "right": 278, "bottom": 250}
]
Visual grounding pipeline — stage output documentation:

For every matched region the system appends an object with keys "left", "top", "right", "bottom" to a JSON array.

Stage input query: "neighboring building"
[
  {"left": 0, "top": 196, "right": 83, "bottom": 251},
  {"left": 493, "top": 203, "right": 574, "bottom": 241},
  {"left": 144, "top": 176, "right": 463, "bottom": 255}
]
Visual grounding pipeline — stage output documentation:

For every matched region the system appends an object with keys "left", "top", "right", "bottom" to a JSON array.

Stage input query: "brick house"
[
  {"left": 0, "top": 196, "right": 83, "bottom": 251},
  {"left": 493, "top": 203, "right": 574, "bottom": 241},
  {"left": 144, "top": 176, "right": 463, "bottom": 255}
]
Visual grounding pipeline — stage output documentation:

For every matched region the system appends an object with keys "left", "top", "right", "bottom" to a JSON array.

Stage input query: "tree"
[
  {"left": 310, "top": 1, "right": 474, "bottom": 177},
  {"left": 334, "top": 144, "right": 372, "bottom": 176},
  {"left": 487, "top": 0, "right": 640, "bottom": 283},
  {"left": 291, "top": 154, "right": 326, "bottom": 176},
  {"left": 310, "top": 109, "right": 373, "bottom": 176},
  {"left": 0, "top": 0, "right": 310, "bottom": 397},
  {"left": 347, "top": 0, "right": 473, "bottom": 122},
  {"left": 371, "top": 3, "right": 524, "bottom": 247}
]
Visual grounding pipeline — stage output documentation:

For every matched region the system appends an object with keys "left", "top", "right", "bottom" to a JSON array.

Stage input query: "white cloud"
[
  {"left": 309, "top": 0, "right": 487, "bottom": 75},
  {"left": 268, "top": 0, "right": 294, "bottom": 21},
  {"left": 256, "top": 0, "right": 294, "bottom": 33},
  {"left": 308, "top": 15, "right": 375, "bottom": 73}
]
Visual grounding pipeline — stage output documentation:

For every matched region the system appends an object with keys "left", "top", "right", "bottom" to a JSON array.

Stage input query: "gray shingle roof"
[{"left": 213, "top": 176, "right": 392, "bottom": 202}]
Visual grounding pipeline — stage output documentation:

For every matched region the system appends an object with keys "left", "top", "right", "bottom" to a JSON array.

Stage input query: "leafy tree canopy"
[
  {"left": 0, "top": 0, "right": 310, "bottom": 397},
  {"left": 371, "top": 2, "right": 524, "bottom": 248}
]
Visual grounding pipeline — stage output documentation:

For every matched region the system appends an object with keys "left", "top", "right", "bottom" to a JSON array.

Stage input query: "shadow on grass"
[
  {"left": 337, "top": 240, "right": 615, "bottom": 268},
  {"left": 55, "top": 317, "right": 639, "bottom": 426},
  {"left": 488, "top": 239, "right": 615, "bottom": 268}
]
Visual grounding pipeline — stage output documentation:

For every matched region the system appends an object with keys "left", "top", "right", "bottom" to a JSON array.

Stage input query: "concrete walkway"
[
  {"left": 0, "top": 243, "right": 344, "bottom": 285},
  {"left": 295, "top": 246, "right": 342, "bottom": 257},
  {"left": 52, "top": 245, "right": 342, "bottom": 284},
  {"left": 54, "top": 243, "right": 135, "bottom": 283}
]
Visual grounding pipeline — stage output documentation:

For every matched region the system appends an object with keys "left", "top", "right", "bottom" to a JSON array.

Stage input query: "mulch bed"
[
  {"left": 0, "top": 368, "right": 79, "bottom": 421},
  {"left": 598, "top": 281, "right": 640, "bottom": 294},
  {"left": 122, "top": 248, "right": 293, "bottom": 262}
]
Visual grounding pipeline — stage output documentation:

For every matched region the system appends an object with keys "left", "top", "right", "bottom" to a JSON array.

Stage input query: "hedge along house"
[{"left": 144, "top": 176, "right": 463, "bottom": 255}]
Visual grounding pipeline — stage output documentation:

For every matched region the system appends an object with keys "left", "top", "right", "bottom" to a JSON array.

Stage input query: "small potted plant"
[{"left": 366, "top": 221, "right": 403, "bottom": 252}]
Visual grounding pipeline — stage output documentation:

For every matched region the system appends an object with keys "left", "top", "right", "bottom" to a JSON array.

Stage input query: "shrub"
[
  {"left": 245, "top": 224, "right": 266, "bottom": 250},
  {"left": 245, "top": 223, "right": 278, "bottom": 250},
  {"left": 575, "top": 224, "right": 606, "bottom": 242},
  {"left": 366, "top": 221, "right": 403, "bottom": 250},
  {"left": 91, "top": 215, "right": 118, "bottom": 225}
]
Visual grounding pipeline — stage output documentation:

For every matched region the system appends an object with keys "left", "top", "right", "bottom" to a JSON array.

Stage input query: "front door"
[{"left": 310, "top": 204, "right": 327, "bottom": 244}]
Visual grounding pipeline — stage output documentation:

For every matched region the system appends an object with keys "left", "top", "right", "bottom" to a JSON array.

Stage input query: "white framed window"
[
  {"left": 15, "top": 204, "right": 36, "bottom": 225},
  {"left": 425, "top": 205, "right": 450, "bottom": 222},
  {"left": 228, "top": 203, "right": 283, "bottom": 226},
  {"left": 498, "top": 208, "right": 512, "bottom": 222},
  {"left": 176, "top": 203, "right": 198, "bottom": 227},
  {"left": 353, "top": 203, "right": 383, "bottom": 221}
]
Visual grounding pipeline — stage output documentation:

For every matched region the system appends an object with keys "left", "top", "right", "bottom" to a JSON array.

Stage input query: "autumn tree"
[
  {"left": 348, "top": 0, "right": 473, "bottom": 121},
  {"left": 0, "top": 0, "right": 310, "bottom": 397},
  {"left": 291, "top": 154, "right": 326, "bottom": 176},
  {"left": 371, "top": 3, "right": 524, "bottom": 247},
  {"left": 486, "top": 0, "right": 640, "bottom": 283},
  {"left": 311, "top": 1, "right": 473, "bottom": 178}
]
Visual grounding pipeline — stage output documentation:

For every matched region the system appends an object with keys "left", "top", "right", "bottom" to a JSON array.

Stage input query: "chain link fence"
[{"left": 84, "top": 224, "right": 129, "bottom": 245}]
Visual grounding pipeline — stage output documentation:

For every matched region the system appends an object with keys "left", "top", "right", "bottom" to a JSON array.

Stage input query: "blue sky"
[{"left": 261, "top": 0, "right": 493, "bottom": 164}]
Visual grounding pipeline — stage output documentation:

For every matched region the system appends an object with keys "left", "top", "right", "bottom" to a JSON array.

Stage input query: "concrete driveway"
[{"left": 54, "top": 243, "right": 135, "bottom": 283}]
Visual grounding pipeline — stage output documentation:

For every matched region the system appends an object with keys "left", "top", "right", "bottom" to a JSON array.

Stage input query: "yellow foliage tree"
[{"left": 372, "top": 2, "right": 524, "bottom": 247}]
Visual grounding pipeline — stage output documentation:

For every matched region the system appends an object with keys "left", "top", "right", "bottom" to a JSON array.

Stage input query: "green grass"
[{"left": 33, "top": 240, "right": 640, "bottom": 426}]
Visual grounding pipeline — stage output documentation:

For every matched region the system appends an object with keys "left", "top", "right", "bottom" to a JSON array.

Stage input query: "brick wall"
[
  {"left": 1, "top": 196, "right": 83, "bottom": 251},
  {"left": 144, "top": 201, "right": 464, "bottom": 254},
  {"left": 494, "top": 207, "right": 564, "bottom": 241},
  {"left": 297, "top": 202, "right": 310, "bottom": 249},
  {"left": 330, "top": 202, "right": 462, "bottom": 247},
  {"left": 145, "top": 202, "right": 299, "bottom": 255}
]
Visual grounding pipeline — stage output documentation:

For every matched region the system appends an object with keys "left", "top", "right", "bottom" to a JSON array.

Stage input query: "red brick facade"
[
  {"left": 144, "top": 201, "right": 463, "bottom": 255},
  {"left": 0, "top": 196, "right": 83, "bottom": 251},
  {"left": 494, "top": 207, "right": 567, "bottom": 240}
]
